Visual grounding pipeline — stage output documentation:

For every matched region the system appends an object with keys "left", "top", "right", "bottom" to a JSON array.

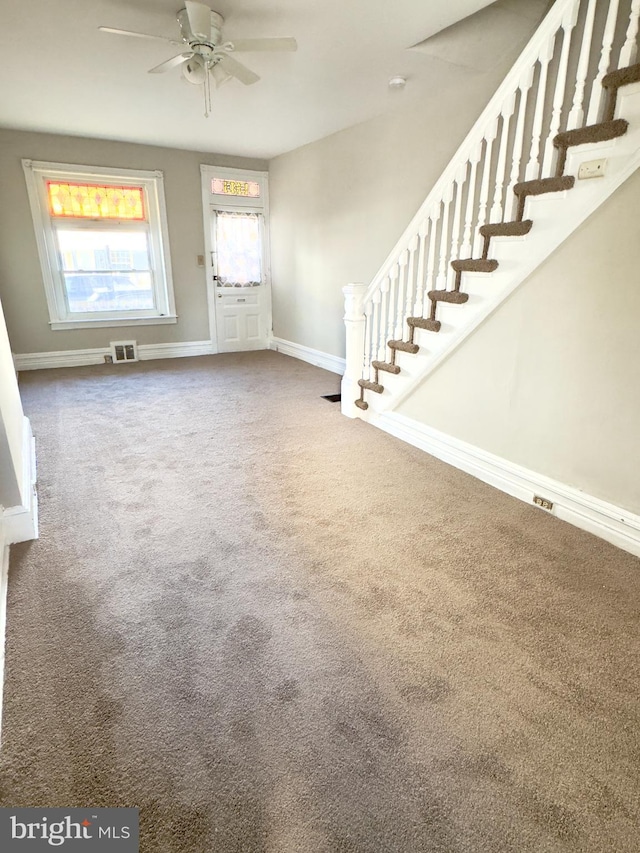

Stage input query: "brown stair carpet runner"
[
  {"left": 602, "top": 63, "right": 640, "bottom": 121},
  {"left": 356, "top": 63, "right": 639, "bottom": 411},
  {"left": 553, "top": 118, "right": 628, "bottom": 176}
]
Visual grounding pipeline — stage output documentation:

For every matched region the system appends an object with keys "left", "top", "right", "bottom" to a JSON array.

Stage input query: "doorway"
[{"left": 200, "top": 166, "right": 271, "bottom": 353}]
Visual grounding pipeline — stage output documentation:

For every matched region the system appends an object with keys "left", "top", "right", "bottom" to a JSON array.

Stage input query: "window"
[
  {"left": 23, "top": 161, "right": 177, "bottom": 330},
  {"left": 214, "top": 211, "right": 263, "bottom": 287}
]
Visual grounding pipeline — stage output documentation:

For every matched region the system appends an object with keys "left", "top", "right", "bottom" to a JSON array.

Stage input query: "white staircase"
[{"left": 342, "top": 0, "right": 640, "bottom": 421}]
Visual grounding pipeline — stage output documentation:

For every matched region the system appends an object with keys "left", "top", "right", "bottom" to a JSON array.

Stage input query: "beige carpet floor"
[{"left": 0, "top": 351, "right": 638, "bottom": 852}]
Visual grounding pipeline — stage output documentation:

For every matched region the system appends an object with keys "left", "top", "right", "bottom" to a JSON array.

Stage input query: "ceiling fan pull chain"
[{"left": 204, "top": 62, "right": 211, "bottom": 118}]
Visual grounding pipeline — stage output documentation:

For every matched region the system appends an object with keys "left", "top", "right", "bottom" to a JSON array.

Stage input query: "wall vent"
[{"left": 110, "top": 341, "right": 138, "bottom": 363}]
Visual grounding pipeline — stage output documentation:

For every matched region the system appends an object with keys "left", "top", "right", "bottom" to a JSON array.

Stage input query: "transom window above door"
[{"left": 23, "top": 160, "right": 177, "bottom": 331}]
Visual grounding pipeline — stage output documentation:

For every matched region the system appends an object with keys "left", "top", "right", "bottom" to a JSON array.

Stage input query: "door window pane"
[
  {"left": 215, "top": 212, "right": 262, "bottom": 287},
  {"left": 56, "top": 230, "right": 155, "bottom": 313}
]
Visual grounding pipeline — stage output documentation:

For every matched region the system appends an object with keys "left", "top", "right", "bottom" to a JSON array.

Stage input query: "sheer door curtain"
[{"left": 216, "top": 211, "right": 262, "bottom": 287}]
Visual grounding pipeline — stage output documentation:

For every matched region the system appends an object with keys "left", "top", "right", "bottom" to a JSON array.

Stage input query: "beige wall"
[
  {"left": 0, "top": 129, "right": 266, "bottom": 354},
  {"left": 0, "top": 295, "right": 26, "bottom": 508},
  {"left": 398, "top": 168, "right": 640, "bottom": 515},
  {"left": 267, "top": 13, "right": 545, "bottom": 359}
]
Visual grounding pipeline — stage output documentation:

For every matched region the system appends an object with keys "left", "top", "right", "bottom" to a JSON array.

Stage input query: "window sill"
[{"left": 50, "top": 315, "right": 178, "bottom": 331}]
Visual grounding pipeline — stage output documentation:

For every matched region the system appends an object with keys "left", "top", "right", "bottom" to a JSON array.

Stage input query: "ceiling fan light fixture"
[
  {"left": 211, "top": 63, "right": 232, "bottom": 87},
  {"left": 182, "top": 54, "right": 207, "bottom": 84}
]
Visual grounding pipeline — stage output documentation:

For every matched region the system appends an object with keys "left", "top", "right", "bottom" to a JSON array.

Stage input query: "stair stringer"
[{"left": 357, "top": 82, "right": 640, "bottom": 422}]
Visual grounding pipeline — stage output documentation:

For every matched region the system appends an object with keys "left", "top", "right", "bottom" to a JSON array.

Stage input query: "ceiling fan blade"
[
  {"left": 148, "top": 53, "right": 192, "bottom": 74},
  {"left": 98, "top": 26, "right": 183, "bottom": 46},
  {"left": 185, "top": 0, "right": 212, "bottom": 40},
  {"left": 217, "top": 54, "right": 260, "bottom": 85},
  {"left": 227, "top": 37, "right": 297, "bottom": 53}
]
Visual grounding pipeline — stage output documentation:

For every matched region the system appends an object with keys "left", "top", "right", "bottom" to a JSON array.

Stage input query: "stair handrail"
[{"left": 363, "top": 0, "right": 576, "bottom": 304}]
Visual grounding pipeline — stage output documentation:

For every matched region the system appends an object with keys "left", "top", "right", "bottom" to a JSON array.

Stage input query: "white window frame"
[{"left": 22, "top": 159, "right": 177, "bottom": 330}]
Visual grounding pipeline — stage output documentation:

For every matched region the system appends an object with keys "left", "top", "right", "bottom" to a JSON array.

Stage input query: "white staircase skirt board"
[
  {"left": 0, "top": 542, "right": 9, "bottom": 746},
  {"left": 13, "top": 341, "right": 215, "bottom": 371},
  {"left": 374, "top": 411, "right": 640, "bottom": 560},
  {"left": 270, "top": 337, "right": 346, "bottom": 375},
  {"left": 2, "top": 417, "right": 38, "bottom": 546},
  {"left": 360, "top": 82, "right": 640, "bottom": 418}
]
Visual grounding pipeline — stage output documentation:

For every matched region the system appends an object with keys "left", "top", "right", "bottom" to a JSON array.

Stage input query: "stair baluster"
[
  {"left": 542, "top": 4, "right": 580, "bottom": 176},
  {"left": 378, "top": 276, "right": 389, "bottom": 363},
  {"left": 506, "top": 68, "right": 536, "bottom": 221},
  {"left": 405, "top": 236, "right": 419, "bottom": 326},
  {"left": 587, "top": 0, "right": 621, "bottom": 124},
  {"left": 436, "top": 186, "right": 454, "bottom": 290},
  {"left": 490, "top": 93, "right": 517, "bottom": 223},
  {"left": 448, "top": 165, "right": 467, "bottom": 288},
  {"left": 424, "top": 207, "right": 440, "bottom": 315},
  {"left": 473, "top": 125, "right": 498, "bottom": 257},
  {"left": 386, "top": 266, "right": 398, "bottom": 354},
  {"left": 413, "top": 221, "right": 429, "bottom": 317},
  {"left": 567, "top": 0, "right": 599, "bottom": 129},
  {"left": 525, "top": 39, "right": 556, "bottom": 180},
  {"left": 619, "top": 0, "right": 640, "bottom": 67},
  {"left": 362, "top": 298, "right": 373, "bottom": 381},
  {"left": 370, "top": 291, "right": 381, "bottom": 381},
  {"left": 395, "top": 252, "right": 409, "bottom": 340},
  {"left": 460, "top": 144, "right": 481, "bottom": 259}
]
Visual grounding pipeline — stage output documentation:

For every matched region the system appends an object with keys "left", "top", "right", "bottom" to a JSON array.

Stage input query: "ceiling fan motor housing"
[{"left": 177, "top": 7, "right": 224, "bottom": 46}]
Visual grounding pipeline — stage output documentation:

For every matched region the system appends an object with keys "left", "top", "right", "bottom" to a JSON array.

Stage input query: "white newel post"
[{"left": 341, "top": 282, "right": 367, "bottom": 418}]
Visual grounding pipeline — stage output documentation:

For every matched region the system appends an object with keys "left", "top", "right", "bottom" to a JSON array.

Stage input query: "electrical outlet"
[
  {"left": 533, "top": 495, "right": 554, "bottom": 511},
  {"left": 197, "top": 254, "right": 205, "bottom": 267},
  {"left": 578, "top": 158, "right": 607, "bottom": 180}
]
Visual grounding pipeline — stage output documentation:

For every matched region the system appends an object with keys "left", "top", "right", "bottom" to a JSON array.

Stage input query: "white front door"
[{"left": 211, "top": 208, "right": 269, "bottom": 352}]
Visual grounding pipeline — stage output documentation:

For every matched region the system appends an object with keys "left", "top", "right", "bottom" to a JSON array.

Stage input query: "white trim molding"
[
  {"left": 0, "top": 542, "right": 9, "bottom": 746},
  {"left": 22, "top": 159, "right": 176, "bottom": 330},
  {"left": 2, "top": 418, "right": 38, "bottom": 546},
  {"left": 138, "top": 340, "right": 214, "bottom": 361},
  {"left": 375, "top": 411, "right": 640, "bottom": 559},
  {"left": 270, "top": 337, "right": 346, "bottom": 375},
  {"left": 14, "top": 341, "right": 214, "bottom": 371}
]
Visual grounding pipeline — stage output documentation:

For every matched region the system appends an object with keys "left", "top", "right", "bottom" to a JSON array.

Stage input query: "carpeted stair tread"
[
  {"left": 513, "top": 175, "right": 575, "bottom": 197},
  {"left": 427, "top": 290, "right": 469, "bottom": 304},
  {"left": 602, "top": 63, "right": 640, "bottom": 91},
  {"left": 372, "top": 360, "right": 401, "bottom": 375},
  {"left": 407, "top": 316, "right": 441, "bottom": 332},
  {"left": 513, "top": 176, "right": 575, "bottom": 219},
  {"left": 480, "top": 220, "right": 533, "bottom": 238},
  {"left": 602, "top": 64, "right": 640, "bottom": 121},
  {"left": 358, "top": 378, "right": 384, "bottom": 394},
  {"left": 451, "top": 259, "right": 498, "bottom": 273},
  {"left": 354, "top": 398, "right": 369, "bottom": 410},
  {"left": 554, "top": 118, "right": 628, "bottom": 150},
  {"left": 388, "top": 339, "right": 420, "bottom": 354}
]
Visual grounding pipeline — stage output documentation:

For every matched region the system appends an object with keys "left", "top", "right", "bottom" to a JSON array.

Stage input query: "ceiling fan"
[{"left": 99, "top": 1, "right": 297, "bottom": 116}]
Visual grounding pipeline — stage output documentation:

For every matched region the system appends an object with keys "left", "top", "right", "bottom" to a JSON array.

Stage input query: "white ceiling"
[{"left": 0, "top": 0, "right": 543, "bottom": 159}]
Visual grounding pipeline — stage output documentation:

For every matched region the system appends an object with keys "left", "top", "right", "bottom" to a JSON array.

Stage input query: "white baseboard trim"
[
  {"left": 138, "top": 341, "right": 214, "bottom": 361},
  {"left": 15, "top": 347, "right": 108, "bottom": 370},
  {"left": 270, "top": 337, "right": 345, "bottom": 375},
  {"left": 376, "top": 411, "right": 640, "bottom": 559},
  {"left": 14, "top": 341, "right": 214, "bottom": 371}
]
